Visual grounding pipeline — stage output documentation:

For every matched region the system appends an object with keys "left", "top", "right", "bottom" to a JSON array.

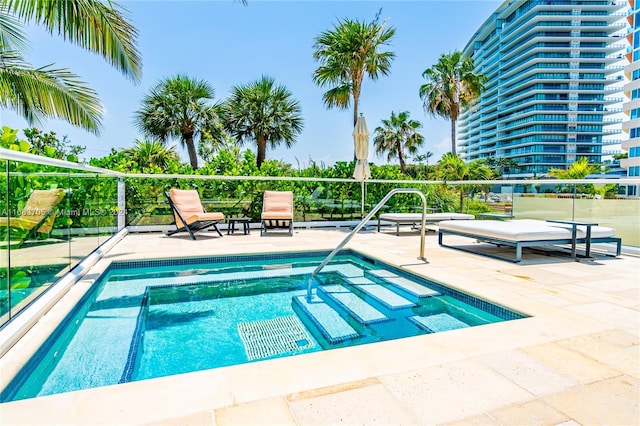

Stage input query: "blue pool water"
[{"left": 1, "top": 250, "right": 526, "bottom": 402}]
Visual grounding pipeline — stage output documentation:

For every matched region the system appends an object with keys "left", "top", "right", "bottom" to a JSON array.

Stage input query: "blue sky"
[{"left": 2, "top": 0, "right": 503, "bottom": 167}]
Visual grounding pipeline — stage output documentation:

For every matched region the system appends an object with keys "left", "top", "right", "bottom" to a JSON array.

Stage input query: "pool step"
[
  {"left": 317, "top": 285, "right": 391, "bottom": 325},
  {"left": 346, "top": 277, "right": 416, "bottom": 310},
  {"left": 292, "top": 295, "right": 359, "bottom": 344},
  {"left": 368, "top": 270, "right": 440, "bottom": 298},
  {"left": 331, "top": 264, "right": 365, "bottom": 278},
  {"left": 408, "top": 314, "right": 469, "bottom": 333}
]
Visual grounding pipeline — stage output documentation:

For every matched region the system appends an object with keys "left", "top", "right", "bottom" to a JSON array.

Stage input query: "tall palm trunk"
[
  {"left": 184, "top": 135, "right": 198, "bottom": 170},
  {"left": 353, "top": 101, "right": 359, "bottom": 127},
  {"left": 397, "top": 142, "right": 406, "bottom": 173},
  {"left": 450, "top": 119, "right": 457, "bottom": 156},
  {"left": 257, "top": 135, "right": 267, "bottom": 169}
]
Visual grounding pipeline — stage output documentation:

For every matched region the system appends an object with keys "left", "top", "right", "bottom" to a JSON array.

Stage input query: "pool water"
[{"left": 2, "top": 250, "right": 525, "bottom": 402}]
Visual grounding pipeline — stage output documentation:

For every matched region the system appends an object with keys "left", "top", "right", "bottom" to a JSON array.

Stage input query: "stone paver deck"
[{"left": 1, "top": 227, "right": 638, "bottom": 425}]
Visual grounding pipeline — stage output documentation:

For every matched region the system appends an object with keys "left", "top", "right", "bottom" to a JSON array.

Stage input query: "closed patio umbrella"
[
  {"left": 353, "top": 114, "right": 370, "bottom": 181},
  {"left": 353, "top": 114, "right": 370, "bottom": 219}
]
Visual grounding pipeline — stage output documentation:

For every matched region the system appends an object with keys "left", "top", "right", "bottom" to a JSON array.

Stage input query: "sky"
[{"left": 1, "top": 0, "right": 504, "bottom": 168}]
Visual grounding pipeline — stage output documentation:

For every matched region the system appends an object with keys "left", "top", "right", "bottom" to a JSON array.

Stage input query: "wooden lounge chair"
[
  {"left": 438, "top": 219, "right": 621, "bottom": 262},
  {"left": 261, "top": 190, "right": 293, "bottom": 236},
  {"left": 0, "top": 188, "right": 67, "bottom": 248},
  {"left": 165, "top": 189, "right": 225, "bottom": 240}
]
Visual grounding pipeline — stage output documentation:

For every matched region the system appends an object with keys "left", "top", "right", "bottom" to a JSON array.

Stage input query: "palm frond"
[
  {"left": 322, "top": 85, "right": 351, "bottom": 110},
  {"left": 2, "top": 0, "right": 141, "bottom": 82},
  {"left": 0, "top": 50, "right": 102, "bottom": 133},
  {"left": 0, "top": 6, "right": 28, "bottom": 51}
]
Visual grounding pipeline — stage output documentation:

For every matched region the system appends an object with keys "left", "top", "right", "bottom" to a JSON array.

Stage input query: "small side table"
[
  {"left": 547, "top": 219, "right": 597, "bottom": 260},
  {"left": 227, "top": 217, "right": 251, "bottom": 235}
]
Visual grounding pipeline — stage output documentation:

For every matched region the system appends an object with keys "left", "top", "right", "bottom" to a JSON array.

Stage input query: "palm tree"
[
  {"left": 373, "top": 111, "right": 424, "bottom": 174},
  {"left": 0, "top": 0, "right": 141, "bottom": 133},
  {"left": 221, "top": 75, "right": 303, "bottom": 169},
  {"left": 134, "top": 74, "right": 218, "bottom": 170},
  {"left": 549, "top": 157, "right": 601, "bottom": 195},
  {"left": 122, "top": 139, "right": 180, "bottom": 171},
  {"left": 312, "top": 10, "right": 395, "bottom": 151},
  {"left": 495, "top": 158, "right": 519, "bottom": 178},
  {"left": 436, "top": 153, "right": 492, "bottom": 211},
  {"left": 414, "top": 151, "right": 434, "bottom": 166},
  {"left": 419, "top": 50, "right": 486, "bottom": 155},
  {"left": 549, "top": 157, "right": 599, "bottom": 179}
]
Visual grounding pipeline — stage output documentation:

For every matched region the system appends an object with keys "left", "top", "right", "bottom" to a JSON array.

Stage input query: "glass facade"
[{"left": 459, "top": 0, "right": 627, "bottom": 177}]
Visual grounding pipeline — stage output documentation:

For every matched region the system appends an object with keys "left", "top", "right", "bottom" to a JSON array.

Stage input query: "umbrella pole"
[{"left": 361, "top": 180, "right": 365, "bottom": 219}]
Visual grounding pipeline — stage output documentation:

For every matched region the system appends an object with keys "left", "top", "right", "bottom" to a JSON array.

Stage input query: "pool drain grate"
[{"left": 237, "top": 315, "right": 315, "bottom": 361}]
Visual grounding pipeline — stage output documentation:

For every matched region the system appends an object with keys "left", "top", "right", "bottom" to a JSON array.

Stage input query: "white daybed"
[
  {"left": 377, "top": 212, "right": 475, "bottom": 235},
  {"left": 437, "top": 219, "right": 621, "bottom": 262}
]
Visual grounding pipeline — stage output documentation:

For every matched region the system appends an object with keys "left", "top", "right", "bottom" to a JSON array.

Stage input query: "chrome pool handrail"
[{"left": 307, "top": 188, "right": 428, "bottom": 301}]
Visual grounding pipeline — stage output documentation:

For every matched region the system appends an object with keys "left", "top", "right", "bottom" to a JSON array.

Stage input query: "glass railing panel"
[
  {"left": 299, "top": 180, "right": 363, "bottom": 221},
  {"left": 123, "top": 176, "right": 441, "bottom": 228},
  {"left": 96, "top": 175, "right": 120, "bottom": 246},
  {"left": 572, "top": 186, "right": 640, "bottom": 248},
  {"left": 124, "top": 176, "right": 370, "bottom": 226},
  {"left": 0, "top": 146, "right": 125, "bottom": 325},
  {"left": 67, "top": 170, "right": 101, "bottom": 271},
  {"left": 374, "top": 180, "right": 440, "bottom": 214},
  {"left": 473, "top": 182, "right": 639, "bottom": 248},
  {"left": 510, "top": 184, "right": 576, "bottom": 220},
  {"left": 121, "top": 175, "right": 639, "bottom": 250},
  {"left": 123, "top": 176, "right": 173, "bottom": 227},
  {"left": 5, "top": 160, "right": 72, "bottom": 322},
  {"left": 0, "top": 159, "right": 8, "bottom": 325}
]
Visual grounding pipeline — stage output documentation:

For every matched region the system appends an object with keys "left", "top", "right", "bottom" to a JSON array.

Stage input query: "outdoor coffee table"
[{"left": 227, "top": 217, "right": 251, "bottom": 235}]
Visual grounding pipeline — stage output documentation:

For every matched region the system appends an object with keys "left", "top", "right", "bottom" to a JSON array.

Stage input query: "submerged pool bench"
[
  {"left": 438, "top": 219, "right": 622, "bottom": 262},
  {"left": 377, "top": 212, "right": 475, "bottom": 235}
]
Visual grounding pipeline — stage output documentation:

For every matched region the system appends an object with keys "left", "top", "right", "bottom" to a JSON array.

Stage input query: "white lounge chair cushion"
[
  {"left": 379, "top": 213, "right": 475, "bottom": 222},
  {"left": 438, "top": 219, "right": 616, "bottom": 242}
]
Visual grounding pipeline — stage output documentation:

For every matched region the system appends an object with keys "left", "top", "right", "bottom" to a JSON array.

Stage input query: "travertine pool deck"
[{"left": 1, "top": 227, "right": 639, "bottom": 425}]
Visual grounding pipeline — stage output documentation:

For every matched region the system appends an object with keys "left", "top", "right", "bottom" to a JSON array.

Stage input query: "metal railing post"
[
  {"left": 117, "top": 177, "right": 126, "bottom": 231},
  {"left": 306, "top": 188, "right": 428, "bottom": 301}
]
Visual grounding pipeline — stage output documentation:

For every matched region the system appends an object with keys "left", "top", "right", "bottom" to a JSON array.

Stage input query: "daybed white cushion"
[
  {"left": 438, "top": 219, "right": 616, "bottom": 242},
  {"left": 380, "top": 213, "right": 475, "bottom": 222},
  {"left": 439, "top": 219, "right": 571, "bottom": 242}
]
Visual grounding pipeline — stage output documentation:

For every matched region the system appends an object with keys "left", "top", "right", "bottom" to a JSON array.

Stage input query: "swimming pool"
[{"left": 1, "top": 250, "right": 526, "bottom": 402}]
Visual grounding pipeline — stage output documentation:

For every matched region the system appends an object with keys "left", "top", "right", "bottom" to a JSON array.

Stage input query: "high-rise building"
[
  {"left": 622, "top": 0, "right": 640, "bottom": 196},
  {"left": 459, "top": 0, "right": 627, "bottom": 177}
]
